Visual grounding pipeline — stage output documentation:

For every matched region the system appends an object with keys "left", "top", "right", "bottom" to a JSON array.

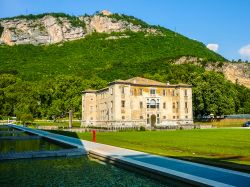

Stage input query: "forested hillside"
[{"left": 0, "top": 13, "right": 249, "bottom": 120}]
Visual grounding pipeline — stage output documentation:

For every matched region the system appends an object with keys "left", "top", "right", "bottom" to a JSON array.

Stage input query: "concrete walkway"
[{"left": 8, "top": 124, "right": 250, "bottom": 187}]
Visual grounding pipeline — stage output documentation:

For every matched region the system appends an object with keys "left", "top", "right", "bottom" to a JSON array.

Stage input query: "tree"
[{"left": 17, "top": 114, "right": 34, "bottom": 125}]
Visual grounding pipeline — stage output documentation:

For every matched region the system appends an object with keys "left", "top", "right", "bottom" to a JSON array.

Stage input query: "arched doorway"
[{"left": 151, "top": 114, "right": 156, "bottom": 127}]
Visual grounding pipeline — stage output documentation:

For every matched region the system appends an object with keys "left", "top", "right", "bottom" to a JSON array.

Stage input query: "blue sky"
[{"left": 1, "top": 0, "right": 250, "bottom": 61}]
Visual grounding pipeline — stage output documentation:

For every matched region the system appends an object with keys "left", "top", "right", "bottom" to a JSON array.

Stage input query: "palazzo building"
[{"left": 82, "top": 77, "right": 193, "bottom": 128}]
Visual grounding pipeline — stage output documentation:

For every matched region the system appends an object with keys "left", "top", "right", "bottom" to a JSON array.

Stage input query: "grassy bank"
[
  {"left": 13, "top": 120, "right": 81, "bottom": 128},
  {"left": 35, "top": 121, "right": 81, "bottom": 128},
  {"left": 49, "top": 129, "right": 250, "bottom": 172}
]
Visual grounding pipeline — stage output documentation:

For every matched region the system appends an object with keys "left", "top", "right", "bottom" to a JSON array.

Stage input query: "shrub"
[
  {"left": 139, "top": 126, "right": 146, "bottom": 131},
  {"left": 17, "top": 114, "right": 34, "bottom": 125}
]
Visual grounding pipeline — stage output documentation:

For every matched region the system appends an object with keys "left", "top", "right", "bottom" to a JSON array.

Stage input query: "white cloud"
[
  {"left": 239, "top": 44, "right": 250, "bottom": 60},
  {"left": 206, "top": 44, "right": 219, "bottom": 52}
]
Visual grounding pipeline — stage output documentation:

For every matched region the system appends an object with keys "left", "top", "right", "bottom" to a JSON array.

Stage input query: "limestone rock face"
[
  {"left": 0, "top": 15, "right": 86, "bottom": 45},
  {"left": 83, "top": 15, "right": 141, "bottom": 34},
  {"left": 174, "top": 57, "right": 250, "bottom": 88},
  {"left": 223, "top": 63, "right": 250, "bottom": 88},
  {"left": 0, "top": 10, "right": 160, "bottom": 46},
  {"left": 100, "top": 10, "right": 112, "bottom": 16}
]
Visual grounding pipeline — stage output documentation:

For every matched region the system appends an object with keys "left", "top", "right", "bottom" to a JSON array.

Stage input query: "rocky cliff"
[
  {"left": 0, "top": 10, "right": 159, "bottom": 46},
  {"left": 175, "top": 57, "right": 250, "bottom": 88}
]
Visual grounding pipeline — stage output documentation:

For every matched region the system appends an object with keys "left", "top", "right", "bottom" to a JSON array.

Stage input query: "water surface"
[{"left": 0, "top": 157, "right": 169, "bottom": 187}]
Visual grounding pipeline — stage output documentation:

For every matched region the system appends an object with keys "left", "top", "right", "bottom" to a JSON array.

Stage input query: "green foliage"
[
  {"left": 69, "top": 16, "right": 86, "bottom": 29},
  {"left": 139, "top": 126, "right": 146, "bottom": 131},
  {"left": 105, "top": 13, "right": 150, "bottom": 28},
  {"left": 0, "top": 13, "right": 86, "bottom": 30},
  {"left": 0, "top": 32, "right": 225, "bottom": 81},
  {"left": 1, "top": 13, "right": 73, "bottom": 20},
  {"left": 17, "top": 113, "right": 34, "bottom": 124},
  {"left": 0, "top": 21, "right": 248, "bottom": 118},
  {"left": 0, "top": 24, "right": 3, "bottom": 36},
  {"left": 189, "top": 71, "right": 242, "bottom": 116}
]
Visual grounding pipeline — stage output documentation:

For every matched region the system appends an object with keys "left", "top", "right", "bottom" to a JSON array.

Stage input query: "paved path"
[{"left": 8, "top": 124, "right": 250, "bottom": 187}]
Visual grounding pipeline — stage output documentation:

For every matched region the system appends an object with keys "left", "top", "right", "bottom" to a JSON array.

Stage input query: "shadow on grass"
[{"left": 169, "top": 155, "right": 250, "bottom": 173}]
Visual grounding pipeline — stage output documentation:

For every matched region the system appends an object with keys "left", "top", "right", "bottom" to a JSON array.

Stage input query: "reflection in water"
[
  {"left": 0, "top": 157, "right": 169, "bottom": 187},
  {"left": 0, "top": 138, "right": 74, "bottom": 153}
]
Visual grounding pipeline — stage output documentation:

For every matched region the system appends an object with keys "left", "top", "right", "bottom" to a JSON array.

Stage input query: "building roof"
[
  {"left": 126, "top": 77, "right": 167, "bottom": 86},
  {"left": 83, "top": 77, "right": 192, "bottom": 94},
  {"left": 109, "top": 77, "right": 191, "bottom": 87},
  {"left": 82, "top": 89, "right": 97, "bottom": 93}
]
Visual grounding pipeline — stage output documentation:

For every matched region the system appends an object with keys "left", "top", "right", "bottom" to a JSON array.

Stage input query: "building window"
[
  {"left": 140, "top": 101, "right": 143, "bottom": 109},
  {"left": 121, "top": 87, "right": 125, "bottom": 94},
  {"left": 172, "top": 102, "right": 175, "bottom": 109},
  {"left": 185, "top": 116, "right": 188, "bottom": 119},
  {"left": 111, "top": 101, "right": 113, "bottom": 113},
  {"left": 185, "top": 102, "right": 188, "bottom": 109},
  {"left": 139, "top": 88, "right": 143, "bottom": 96},
  {"left": 184, "top": 89, "right": 188, "bottom": 97},
  {"left": 131, "top": 89, "right": 134, "bottom": 96},
  {"left": 90, "top": 117, "right": 93, "bottom": 120},
  {"left": 173, "top": 116, "right": 175, "bottom": 119},
  {"left": 163, "top": 102, "right": 166, "bottom": 109},
  {"left": 134, "top": 88, "right": 137, "bottom": 95},
  {"left": 150, "top": 99, "right": 156, "bottom": 108},
  {"left": 163, "top": 90, "right": 166, "bottom": 96},
  {"left": 172, "top": 89, "right": 179, "bottom": 96},
  {"left": 150, "top": 89, "right": 156, "bottom": 95},
  {"left": 177, "top": 116, "right": 179, "bottom": 119},
  {"left": 121, "top": 100, "right": 125, "bottom": 108},
  {"left": 140, "top": 116, "right": 143, "bottom": 119},
  {"left": 172, "top": 90, "right": 175, "bottom": 96},
  {"left": 147, "top": 99, "right": 159, "bottom": 109},
  {"left": 157, "top": 114, "right": 160, "bottom": 124},
  {"left": 147, "top": 114, "right": 150, "bottom": 124},
  {"left": 122, "top": 116, "right": 125, "bottom": 120},
  {"left": 163, "top": 116, "right": 166, "bottom": 119}
]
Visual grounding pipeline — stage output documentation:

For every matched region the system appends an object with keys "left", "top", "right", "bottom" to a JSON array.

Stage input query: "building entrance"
[{"left": 150, "top": 114, "right": 156, "bottom": 127}]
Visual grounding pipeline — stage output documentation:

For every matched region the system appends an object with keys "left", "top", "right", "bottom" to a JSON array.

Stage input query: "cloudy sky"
[{"left": 1, "top": 0, "right": 250, "bottom": 61}]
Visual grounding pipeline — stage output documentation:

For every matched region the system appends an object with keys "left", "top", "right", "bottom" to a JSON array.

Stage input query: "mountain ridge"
[
  {"left": 0, "top": 10, "right": 249, "bottom": 88},
  {"left": 0, "top": 11, "right": 249, "bottom": 118}
]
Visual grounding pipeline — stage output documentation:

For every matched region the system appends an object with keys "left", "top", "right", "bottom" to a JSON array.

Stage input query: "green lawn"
[{"left": 49, "top": 129, "right": 250, "bottom": 172}]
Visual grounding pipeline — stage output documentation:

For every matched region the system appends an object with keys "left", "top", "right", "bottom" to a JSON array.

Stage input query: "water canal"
[
  {"left": 0, "top": 125, "right": 170, "bottom": 187},
  {"left": 0, "top": 157, "right": 169, "bottom": 187}
]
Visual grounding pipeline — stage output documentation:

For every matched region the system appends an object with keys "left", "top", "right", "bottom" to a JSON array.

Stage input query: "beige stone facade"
[{"left": 82, "top": 77, "right": 193, "bottom": 128}]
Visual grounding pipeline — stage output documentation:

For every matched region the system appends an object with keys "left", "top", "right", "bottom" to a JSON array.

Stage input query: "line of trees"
[{"left": 1, "top": 64, "right": 249, "bottom": 120}]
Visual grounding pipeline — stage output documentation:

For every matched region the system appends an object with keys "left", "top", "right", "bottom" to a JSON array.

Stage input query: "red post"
[{"left": 92, "top": 130, "right": 96, "bottom": 142}]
